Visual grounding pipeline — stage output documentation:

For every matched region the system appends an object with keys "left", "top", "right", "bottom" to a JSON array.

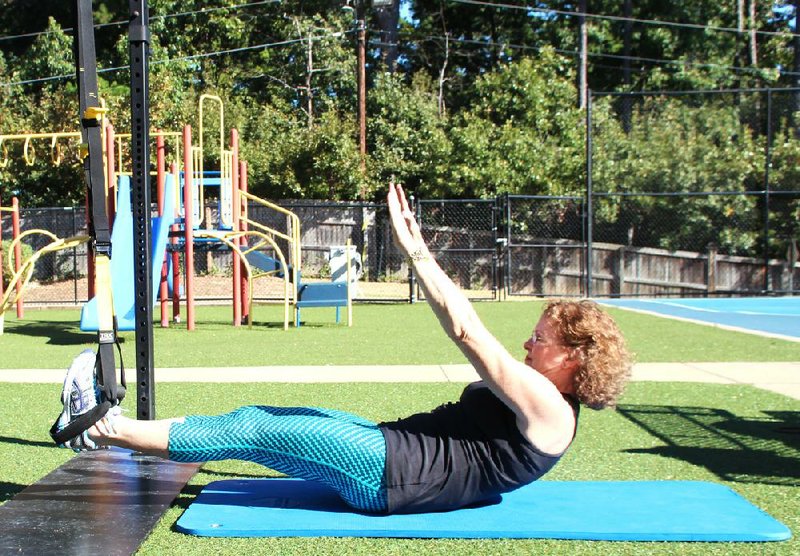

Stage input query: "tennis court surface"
[{"left": 599, "top": 297, "right": 800, "bottom": 342}]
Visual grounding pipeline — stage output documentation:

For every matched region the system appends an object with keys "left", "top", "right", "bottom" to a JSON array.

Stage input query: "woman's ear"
[{"left": 561, "top": 350, "right": 580, "bottom": 371}]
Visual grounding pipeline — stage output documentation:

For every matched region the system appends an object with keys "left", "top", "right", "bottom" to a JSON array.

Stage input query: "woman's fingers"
[
  {"left": 387, "top": 183, "right": 411, "bottom": 248},
  {"left": 388, "top": 181, "right": 427, "bottom": 252},
  {"left": 397, "top": 183, "right": 411, "bottom": 213}
]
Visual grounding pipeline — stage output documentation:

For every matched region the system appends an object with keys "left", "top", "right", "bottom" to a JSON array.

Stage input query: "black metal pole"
[
  {"left": 763, "top": 89, "right": 772, "bottom": 293},
  {"left": 585, "top": 90, "right": 594, "bottom": 298},
  {"left": 505, "top": 192, "right": 511, "bottom": 296},
  {"left": 129, "top": 0, "right": 154, "bottom": 420},
  {"left": 409, "top": 195, "right": 418, "bottom": 303},
  {"left": 492, "top": 197, "right": 500, "bottom": 301},
  {"left": 72, "top": 207, "right": 78, "bottom": 302}
]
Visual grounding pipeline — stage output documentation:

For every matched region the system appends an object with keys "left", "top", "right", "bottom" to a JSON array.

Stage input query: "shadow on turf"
[
  {"left": 0, "top": 435, "right": 53, "bottom": 449},
  {"left": 4, "top": 320, "right": 95, "bottom": 345},
  {"left": 170, "top": 469, "right": 286, "bottom": 512},
  {"left": 617, "top": 405, "right": 800, "bottom": 487}
]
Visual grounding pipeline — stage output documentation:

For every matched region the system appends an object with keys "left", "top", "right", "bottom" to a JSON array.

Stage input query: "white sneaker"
[{"left": 53, "top": 349, "right": 111, "bottom": 452}]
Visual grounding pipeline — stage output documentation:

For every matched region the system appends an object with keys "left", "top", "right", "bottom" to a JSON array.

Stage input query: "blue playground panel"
[
  {"left": 179, "top": 171, "right": 234, "bottom": 231},
  {"left": 80, "top": 174, "right": 177, "bottom": 332},
  {"left": 599, "top": 297, "right": 800, "bottom": 340},
  {"left": 176, "top": 478, "right": 791, "bottom": 541}
]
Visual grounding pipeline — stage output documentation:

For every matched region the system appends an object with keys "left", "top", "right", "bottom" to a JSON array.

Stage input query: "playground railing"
[
  {"left": 240, "top": 190, "right": 302, "bottom": 275},
  {"left": 0, "top": 132, "right": 82, "bottom": 168}
]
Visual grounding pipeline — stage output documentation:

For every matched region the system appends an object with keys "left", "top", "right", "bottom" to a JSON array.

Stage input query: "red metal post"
[
  {"left": 156, "top": 132, "right": 169, "bottom": 328},
  {"left": 170, "top": 163, "right": 182, "bottom": 324},
  {"left": 239, "top": 159, "right": 249, "bottom": 323},
  {"left": 183, "top": 125, "right": 195, "bottom": 331}
]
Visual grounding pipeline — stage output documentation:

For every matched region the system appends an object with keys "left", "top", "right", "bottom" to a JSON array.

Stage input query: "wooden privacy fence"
[{"left": 507, "top": 239, "right": 799, "bottom": 297}]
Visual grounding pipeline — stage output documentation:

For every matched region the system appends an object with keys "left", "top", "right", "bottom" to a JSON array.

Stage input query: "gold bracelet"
[{"left": 406, "top": 248, "right": 430, "bottom": 264}]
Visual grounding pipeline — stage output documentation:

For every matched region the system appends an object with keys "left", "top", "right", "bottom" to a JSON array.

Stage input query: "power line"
[
  {"left": 0, "top": 0, "right": 282, "bottom": 44},
  {"left": 379, "top": 34, "right": 797, "bottom": 78},
  {"left": 449, "top": 0, "right": 800, "bottom": 40},
  {"left": 0, "top": 29, "right": 353, "bottom": 88},
  {"left": 3, "top": 0, "right": 794, "bottom": 46}
]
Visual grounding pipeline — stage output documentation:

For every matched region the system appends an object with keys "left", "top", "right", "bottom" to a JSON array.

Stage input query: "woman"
[{"left": 52, "top": 183, "right": 631, "bottom": 514}]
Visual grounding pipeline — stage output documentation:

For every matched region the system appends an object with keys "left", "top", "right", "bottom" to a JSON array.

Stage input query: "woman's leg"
[
  {"left": 92, "top": 405, "right": 387, "bottom": 513},
  {"left": 89, "top": 414, "right": 182, "bottom": 458}
]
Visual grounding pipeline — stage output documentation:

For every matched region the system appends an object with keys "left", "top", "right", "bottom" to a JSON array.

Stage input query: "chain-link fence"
[
  {"left": 415, "top": 198, "right": 500, "bottom": 301},
  {"left": 502, "top": 195, "right": 586, "bottom": 297},
  {"left": 588, "top": 88, "right": 800, "bottom": 297},
  {"left": 3, "top": 200, "right": 414, "bottom": 306},
  {"left": 1, "top": 206, "right": 89, "bottom": 306},
  {"left": 197, "top": 201, "right": 410, "bottom": 302},
  {"left": 5, "top": 191, "right": 798, "bottom": 307}
]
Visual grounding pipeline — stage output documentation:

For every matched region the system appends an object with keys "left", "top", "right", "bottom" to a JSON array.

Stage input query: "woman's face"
[{"left": 522, "top": 316, "right": 575, "bottom": 387}]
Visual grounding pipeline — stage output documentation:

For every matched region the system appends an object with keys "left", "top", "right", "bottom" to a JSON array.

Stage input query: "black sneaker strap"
[{"left": 50, "top": 400, "right": 111, "bottom": 446}]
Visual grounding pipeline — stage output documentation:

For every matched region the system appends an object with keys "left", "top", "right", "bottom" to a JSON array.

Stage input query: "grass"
[
  {"left": 0, "top": 301, "right": 799, "bottom": 553},
  {"left": 1, "top": 301, "right": 798, "bottom": 368},
  {"left": 1, "top": 381, "right": 798, "bottom": 555}
]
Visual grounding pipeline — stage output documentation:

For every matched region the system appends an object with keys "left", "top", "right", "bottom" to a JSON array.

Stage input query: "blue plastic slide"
[{"left": 80, "top": 175, "right": 177, "bottom": 331}]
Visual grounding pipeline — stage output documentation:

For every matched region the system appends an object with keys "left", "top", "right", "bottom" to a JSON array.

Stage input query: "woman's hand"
[{"left": 387, "top": 181, "right": 429, "bottom": 260}]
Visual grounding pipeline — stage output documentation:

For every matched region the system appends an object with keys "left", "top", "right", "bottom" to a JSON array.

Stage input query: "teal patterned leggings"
[{"left": 168, "top": 405, "right": 387, "bottom": 512}]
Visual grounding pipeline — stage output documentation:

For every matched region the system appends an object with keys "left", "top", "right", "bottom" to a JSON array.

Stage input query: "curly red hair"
[{"left": 542, "top": 299, "right": 633, "bottom": 410}]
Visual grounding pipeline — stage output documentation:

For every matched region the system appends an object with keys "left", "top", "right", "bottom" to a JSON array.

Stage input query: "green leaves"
[{"left": 450, "top": 52, "right": 584, "bottom": 197}]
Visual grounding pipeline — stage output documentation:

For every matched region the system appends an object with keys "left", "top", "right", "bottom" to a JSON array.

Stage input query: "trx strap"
[{"left": 51, "top": 0, "right": 125, "bottom": 445}]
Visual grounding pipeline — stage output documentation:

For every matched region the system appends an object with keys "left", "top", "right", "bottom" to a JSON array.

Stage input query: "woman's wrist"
[{"left": 406, "top": 246, "right": 431, "bottom": 265}]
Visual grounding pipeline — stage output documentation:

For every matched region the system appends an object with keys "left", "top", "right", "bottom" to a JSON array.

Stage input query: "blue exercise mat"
[{"left": 175, "top": 479, "right": 791, "bottom": 541}]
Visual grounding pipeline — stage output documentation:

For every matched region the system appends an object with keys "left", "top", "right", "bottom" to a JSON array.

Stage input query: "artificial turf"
[
  {"left": 0, "top": 381, "right": 797, "bottom": 555},
  {"left": 0, "top": 301, "right": 798, "bottom": 553},
  {"left": 1, "top": 301, "right": 798, "bottom": 368}
]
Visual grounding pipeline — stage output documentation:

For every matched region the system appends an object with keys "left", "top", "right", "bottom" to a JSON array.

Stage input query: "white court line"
[
  {"left": 738, "top": 310, "right": 800, "bottom": 317},
  {"left": 655, "top": 301, "right": 719, "bottom": 313},
  {"left": 616, "top": 299, "right": 800, "bottom": 317},
  {"left": 597, "top": 302, "right": 800, "bottom": 343}
]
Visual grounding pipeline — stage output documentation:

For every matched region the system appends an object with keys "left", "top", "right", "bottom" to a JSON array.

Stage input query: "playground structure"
[
  {"left": 0, "top": 195, "right": 23, "bottom": 332},
  {"left": 0, "top": 95, "right": 357, "bottom": 333}
]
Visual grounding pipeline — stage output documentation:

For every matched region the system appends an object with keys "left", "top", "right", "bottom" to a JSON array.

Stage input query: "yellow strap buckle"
[{"left": 83, "top": 106, "right": 108, "bottom": 121}]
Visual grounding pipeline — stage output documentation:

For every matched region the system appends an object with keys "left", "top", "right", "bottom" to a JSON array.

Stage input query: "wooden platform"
[{"left": 0, "top": 448, "right": 200, "bottom": 555}]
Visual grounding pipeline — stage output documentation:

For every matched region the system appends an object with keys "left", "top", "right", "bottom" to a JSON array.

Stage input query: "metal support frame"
[
  {"left": 585, "top": 90, "right": 594, "bottom": 298},
  {"left": 763, "top": 89, "right": 773, "bottom": 293},
  {"left": 128, "top": 0, "right": 155, "bottom": 420}
]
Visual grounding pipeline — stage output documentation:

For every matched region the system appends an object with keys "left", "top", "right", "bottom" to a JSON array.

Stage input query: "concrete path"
[{"left": 1, "top": 362, "right": 799, "bottom": 400}]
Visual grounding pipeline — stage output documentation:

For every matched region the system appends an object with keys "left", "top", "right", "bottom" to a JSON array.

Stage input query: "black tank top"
[{"left": 379, "top": 382, "right": 579, "bottom": 514}]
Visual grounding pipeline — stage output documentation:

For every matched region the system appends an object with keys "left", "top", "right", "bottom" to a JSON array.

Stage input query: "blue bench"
[
  {"left": 295, "top": 281, "right": 350, "bottom": 326},
  {"left": 243, "top": 250, "right": 353, "bottom": 327}
]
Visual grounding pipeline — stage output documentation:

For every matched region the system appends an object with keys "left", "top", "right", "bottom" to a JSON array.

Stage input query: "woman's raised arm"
[{"left": 387, "top": 183, "right": 575, "bottom": 451}]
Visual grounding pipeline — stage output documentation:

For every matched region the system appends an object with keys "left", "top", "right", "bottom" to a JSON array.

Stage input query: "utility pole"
[
  {"left": 578, "top": 0, "right": 588, "bottom": 109},
  {"left": 623, "top": 0, "right": 631, "bottom": 90},
  {"left": 793, "top": 0, "right": 800, "bottom": 129},
  {"left": 357, "top": 12, "right": 367, "bottom": 192},
  {"left": 346, "top": 0, "right": 392, "bottom": 198}
]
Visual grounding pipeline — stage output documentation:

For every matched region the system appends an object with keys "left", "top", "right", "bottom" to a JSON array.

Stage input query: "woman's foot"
[{"left": 51, "top": 349, "right": 119, "bottom": 451}]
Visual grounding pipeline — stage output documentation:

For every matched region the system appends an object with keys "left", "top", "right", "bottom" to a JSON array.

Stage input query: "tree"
[
  {"left": 449, "top": 50, "right": 584, "bottom": 197},
  {"left": 366, "top": 71, "right": 452, "bottom": 198},
  {"left": 591, "top": 94, "right": 763, "bottom": 254}
]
